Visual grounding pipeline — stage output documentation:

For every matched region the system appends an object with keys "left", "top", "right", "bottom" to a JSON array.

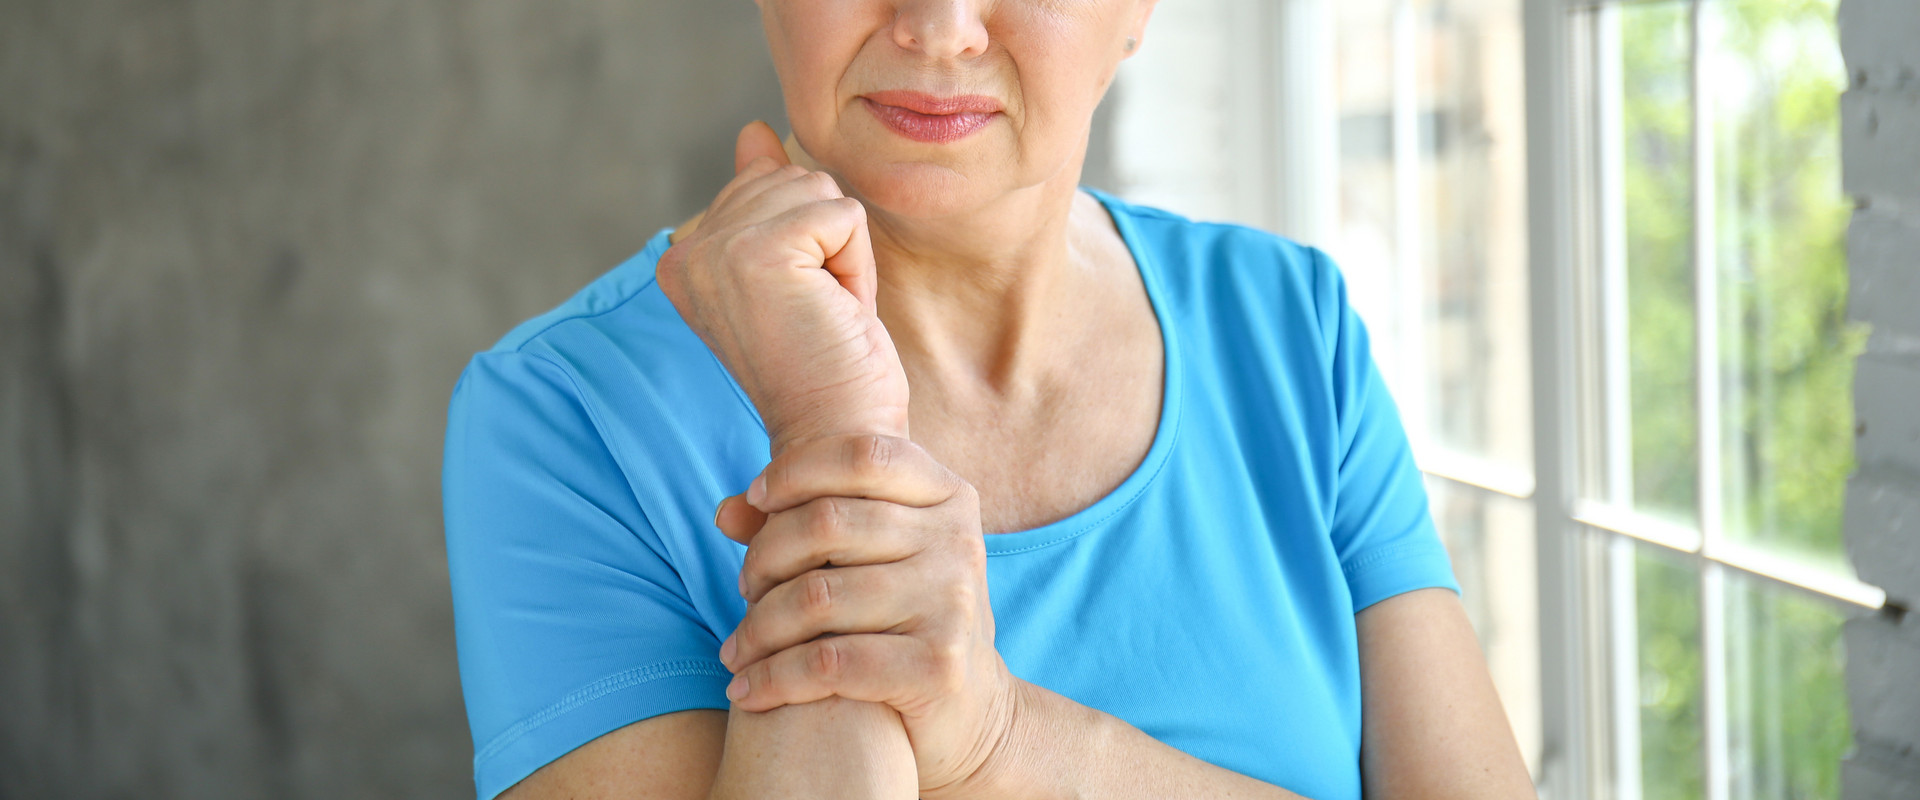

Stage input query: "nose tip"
[{"left": 892, "top": 0, "right": 989, "bottom": 60}]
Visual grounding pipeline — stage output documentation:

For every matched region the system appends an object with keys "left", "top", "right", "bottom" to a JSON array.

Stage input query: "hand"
[
  {"left": 655, "top": 121, "right": 911, "bottom": 453},
  {"left": 713, "top": 434, "right": 1020, "bottom": 800}
]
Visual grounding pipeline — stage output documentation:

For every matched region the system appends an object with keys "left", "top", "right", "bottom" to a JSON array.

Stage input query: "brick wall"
[{"left": 1840, "top": 0, "right": 1920, "bottom": 796}]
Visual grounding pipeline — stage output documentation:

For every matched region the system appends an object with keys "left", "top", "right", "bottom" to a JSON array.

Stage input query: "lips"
[
  {"left": 861, "top": 90, "right": 1001, "bottom": 144},
  {"left": 862, "top": 90, "right": 1002, "bottom": 115}
]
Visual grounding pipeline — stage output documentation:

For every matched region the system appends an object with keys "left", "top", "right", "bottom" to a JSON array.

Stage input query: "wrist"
[
  {"left": 766, "top": 408, "right": 912, "bottom": 459},
  {"left": 950, "top": 679, "right": 1103, "bottom": 800}
]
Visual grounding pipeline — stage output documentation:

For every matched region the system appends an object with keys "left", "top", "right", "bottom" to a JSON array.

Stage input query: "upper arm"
[
  {"left": 1356, "top": 587, "right": 1536, "bottom": 800},
  {"left": 500, "top": 710, "right": 727, "bottom": 800},
  {"left": 444, "top": 352, "right": 734, "bottom": 798},
  {"left": 1308, "top": 248, "right": 1531, "bottom": 795},
  {"left": 1311, "top": 248, "right": 1459, "bottom": 611}
]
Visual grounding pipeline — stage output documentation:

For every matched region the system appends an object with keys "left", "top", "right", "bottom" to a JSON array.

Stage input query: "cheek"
[
  {"left": 1001, "top": 23, "right": 1115, "bottom": 147},
  {"left": 764, "top": 4, "right": 871, "bottom": 114}
]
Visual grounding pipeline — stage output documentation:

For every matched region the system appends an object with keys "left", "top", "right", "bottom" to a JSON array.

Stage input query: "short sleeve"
[
  {"left": 442, "top": 351, "right": 732, "bottom": 799},
  {"left": 1313, "top": 250, "right": 1462, "bottom": 613}
]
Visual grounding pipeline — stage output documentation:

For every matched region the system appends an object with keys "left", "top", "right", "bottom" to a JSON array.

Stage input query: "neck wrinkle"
[{"left": 872, "top": 179, "right": 1110, "bottom": 401}]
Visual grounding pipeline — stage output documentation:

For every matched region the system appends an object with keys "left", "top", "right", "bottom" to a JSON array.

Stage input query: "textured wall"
[
  {"left": 1840, "top": 0, "right": 1920, "bottom": 796},
  {"left": 0, "top": 3, "right": 1127, "bottom": 796},
  {"left": 0, "top": 2, "right": 786, "bottom": 797}
]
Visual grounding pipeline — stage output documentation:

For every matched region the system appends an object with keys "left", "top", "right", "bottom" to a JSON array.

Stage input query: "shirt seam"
[
  {"left": 498, "top": 273, "right": 663, "bottom": 357},
  {"left": 473, "top": 659, "right": 732, "bottom": 768},
  {"left": 1339, "top": 539, "right": 1442, "bottom": 581},
  {"left": 502, "top": 236, "right": 768, "bottom": 436}
]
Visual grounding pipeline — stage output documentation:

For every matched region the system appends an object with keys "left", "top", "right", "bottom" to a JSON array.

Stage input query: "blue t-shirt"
[{"left": 442, "top": 188, "right": 1459, "bottom": 800}]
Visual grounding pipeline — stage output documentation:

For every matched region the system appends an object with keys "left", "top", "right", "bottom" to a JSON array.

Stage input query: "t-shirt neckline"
[{"left": 976, "top": 187, "right": 1183, "bottom": 556}]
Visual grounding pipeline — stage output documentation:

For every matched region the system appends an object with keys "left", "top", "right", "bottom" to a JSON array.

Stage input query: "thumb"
[
  {"left": 733, "top": 120, "right": 791, "bottom": 174},
  {"left": 713, "top": 494, "right": 769, "bottom": 546}
]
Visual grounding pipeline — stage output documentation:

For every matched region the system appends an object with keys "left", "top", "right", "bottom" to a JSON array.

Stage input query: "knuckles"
[
  {"left": 845, "top": 434, "right": 899, "bottom": 483},
  {"left": 806, "top": 497, "right": 849, "bottom": 556},
  {"left": 737, "top": 497, "right": 847, "bottom": 601},
  {"left": 810, "top": 637, "right": 846, "bottom": 682},
  {"left": 924, "top": 633, "right": 970, "bottom": 694},
  {"left": 797, "top": 169, "right": 841, "bottom": 199},
  {"left": 839, "top": 196, "right": 868, "bottom": 221},
  {"left": 725, "top": 442, "right": 998, "bottom": 708},
  {"left": 798, "top": 569, "right": 840, "bottom": 618}
]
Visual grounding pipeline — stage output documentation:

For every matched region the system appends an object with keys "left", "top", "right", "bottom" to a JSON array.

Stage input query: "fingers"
[
  {"left": 819, "top": 195, "right": 878, "bottom": 310},
  {"left": 737, "top": 496, "right": 930, "bottom": 603},
  {"left": 721, "top": 168, "right": 848, "bottom": 232},
  {"left": 707, "top": 122, "right": 879, "bottom": 310},
  {"left": 714, "top": 495, "right": 768, "bottom": 545},
  {"left": 708, "top": 121, "right": 805, "bottom": 217},
  {"left": 735, "top": 119, "right": 791, "bottom": 173},
  {"left": 722, "top": 560, "right": 932, "bottom": 672},
  {"left": 706, "top": 160, "right": 807, "bottom": 223},
  {"left": 725, "top": 633, "right": 940, "bottom": 713},
  {"left": 709, "top": 198, "right": 875, "bottom": 317},
  {"left": 714, "top": 119, "right": 801, "bottom": 214},
  {"left": 705, "top": 171, "right": 864, "bottom": 279},
  {"left": 749, "top": 434, "right": 967, "bottom": 515}
]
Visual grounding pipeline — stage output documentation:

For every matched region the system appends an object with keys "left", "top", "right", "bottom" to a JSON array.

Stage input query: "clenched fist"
[{"left": 655, "top": 121, "right": 911, "bottom": 455}]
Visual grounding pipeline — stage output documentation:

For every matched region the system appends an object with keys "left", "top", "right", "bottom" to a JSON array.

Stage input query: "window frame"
[
  {"left": 1523, "top": 1, "right": 1888, "bottom": 798},
  {"left": 1109, "top": 0, "right": 1891, "bottom": 795}
]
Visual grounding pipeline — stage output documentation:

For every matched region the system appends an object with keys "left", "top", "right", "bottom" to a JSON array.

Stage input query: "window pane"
[
  {"left": 1333, "top": 0, "right": 1403, "bottom": 384},
  {"left": 1333, "top": 0, "right": 1533, "bottom": 477},
  {"left": 1725, "top": 573, "right": 1849, "bottom": 799},
  {"left": 1620, "top": 1, "right": 1700, "bottom": 527},
  {"left": 1425, "top": 479, "right": 1542, "bottom": 776},
  {"left": 1633, "top": 546, "right": 1705, "bottom": 800},
  {"left": 1413, "top": 0, "right": 1534, "bottom": 472},
  {"left": 1708, "top": 0, "right": 1864, "bottom": 567}
]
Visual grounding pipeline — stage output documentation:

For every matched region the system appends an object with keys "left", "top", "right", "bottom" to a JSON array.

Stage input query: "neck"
[{"left": 868, "top": 172, "right": 1103, "bottom": 397}]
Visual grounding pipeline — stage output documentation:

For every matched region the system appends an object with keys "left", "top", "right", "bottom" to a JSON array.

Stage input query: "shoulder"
[
  {"left": 446, "top": 229, "right": 766, "bottom": 521},
  {"left": 1090, "top": 189, "right": 1351, "bottom": 346},
  {"left": 485, "top": 229, "right": 680, "bottom": 359},
  {"left": 1092, "top": 190, "right": 1324, "bottom": 268},
  {"left": 458, "top": 228, "right": 758, "bottom": 420}
]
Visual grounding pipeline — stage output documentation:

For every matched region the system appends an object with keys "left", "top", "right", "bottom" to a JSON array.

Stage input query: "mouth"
[{"left": 860, "top": 90, "right": 1001, "bottom": 144}]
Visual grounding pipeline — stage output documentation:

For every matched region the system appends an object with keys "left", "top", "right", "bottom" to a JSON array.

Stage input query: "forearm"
[
  {"left": 707, "top": 696, "right": 918, "bottom": 800},
  {"left": 701, "top": 408, "right": 923, "bottom": 799},
  {"left": 973, "top": 681, "right": 1309, "bottom": 800}
]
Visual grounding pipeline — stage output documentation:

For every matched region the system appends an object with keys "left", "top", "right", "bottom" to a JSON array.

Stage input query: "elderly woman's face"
[{"left": 758, "top": 0, "right": 1155, "bottom": 219}]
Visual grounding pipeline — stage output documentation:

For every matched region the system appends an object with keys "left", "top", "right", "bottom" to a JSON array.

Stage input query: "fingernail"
[
  {"left": 726, "top": 673, "right": 748, "bottom": 701},
  {"left": 737, "top": 571, "right": 748, "bottom": 598},
  {"left": 713, "top": 497, "right": 729, "bottom": 529},
  {"left": 747, "top": 475, "right": 767, "bottom": 508},
  {"left": 719, "top": 633, "right": 737, "bottom": 664}
]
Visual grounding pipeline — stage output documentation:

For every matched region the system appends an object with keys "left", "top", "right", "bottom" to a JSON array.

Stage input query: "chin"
[
  {"left": 802, "top": 120, "right": 1029, "bottom": 221},
  {"left": 841, "top": 162, "right": 997, "bottom": 220}
]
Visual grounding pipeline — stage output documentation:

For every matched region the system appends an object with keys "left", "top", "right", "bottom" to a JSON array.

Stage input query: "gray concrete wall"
[
  {"left": 1840, "top": 0, "right": 1920, "bottom": 796},
  {"left": 0, "top": 2, "right": 788, "bottom": 797},
  {"left": 0, "top": 3, "right": 1125, "bottom": 796}
]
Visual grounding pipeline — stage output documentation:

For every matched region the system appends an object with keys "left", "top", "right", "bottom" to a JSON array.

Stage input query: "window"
[
  {"left": 1570, "top": 2, "right": 1871, "bottom": 797},
  {"left": 1107, "top": 0, "right": 1887, "bottom": 797}
]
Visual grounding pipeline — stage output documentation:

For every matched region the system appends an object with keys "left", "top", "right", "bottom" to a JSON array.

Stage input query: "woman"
[{"left": 441, "top": 0, "right": 1536, "bottom": 798}]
